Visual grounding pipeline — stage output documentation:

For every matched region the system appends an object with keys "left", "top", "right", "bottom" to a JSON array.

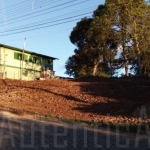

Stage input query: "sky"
[{"left": 0, "top": 0, "right": 105, "bottom": 77}]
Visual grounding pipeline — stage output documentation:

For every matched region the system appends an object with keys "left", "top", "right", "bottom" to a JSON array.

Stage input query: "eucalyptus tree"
[
  {"left": 66, "top": 1, "right": 150, "bottom": 77},
  {"left": 106, "top": 0, "right": 150, "bottom": 76}
]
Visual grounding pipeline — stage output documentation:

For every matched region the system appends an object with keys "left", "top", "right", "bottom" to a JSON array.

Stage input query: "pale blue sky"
[{"left": 0, "top": 0, "right": 105, "bottom": 77}]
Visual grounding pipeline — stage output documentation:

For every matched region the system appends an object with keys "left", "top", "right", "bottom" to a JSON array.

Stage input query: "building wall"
[{"left": 0, "top": 47, "right": 54, "bottom": 80}]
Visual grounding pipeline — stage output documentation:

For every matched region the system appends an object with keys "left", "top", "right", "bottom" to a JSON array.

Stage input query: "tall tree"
[
  {"left": 87, "top": 5, "right": 117, "bottom": 76},
  {"left": 68, "top": 17, "right": 94, "bottom": 77},
  {"left": 67, "top": 5, "right": 117, "bottom": 77},
  {"left": 66, "top": 1, "right": 150, "bottom": 77},
  {"left": 106, "top": 0, "right": 150, "bottom": 76}
]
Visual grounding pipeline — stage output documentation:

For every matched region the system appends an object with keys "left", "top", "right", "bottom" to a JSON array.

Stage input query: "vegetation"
[{"left": 65, "top": 0, "right": 150, "bottom": 78}]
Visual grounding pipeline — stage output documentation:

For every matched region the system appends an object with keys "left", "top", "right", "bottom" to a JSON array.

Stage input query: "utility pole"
[
  {"left": 20, "top": 38, "right": 26, "bottom": 80},
  {"left": 3, "top": 49, "right": 7, "bottom": 79},
  {"left": 0, "top": 50, "right": 2, "bottom": 77},
  {"left": 32, "top": 1, "right": 34, "bottom": 10}
]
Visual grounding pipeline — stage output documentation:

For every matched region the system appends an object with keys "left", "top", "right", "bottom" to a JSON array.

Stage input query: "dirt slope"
[{"left": 0, "top": 78, "right": 150, "bottom": 124}]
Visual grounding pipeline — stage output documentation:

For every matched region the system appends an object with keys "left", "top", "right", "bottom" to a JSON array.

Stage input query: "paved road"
[{"left": 0, "top": 111, "right": 149, "bottom": 150}]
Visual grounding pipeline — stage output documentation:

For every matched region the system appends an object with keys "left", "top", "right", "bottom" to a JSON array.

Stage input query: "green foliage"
[
  {"left": 106, "top": 0, "right": 150, "bottom": 76},
  {"left": 66, "top": 1, "right": 150, "bottom": 77}
]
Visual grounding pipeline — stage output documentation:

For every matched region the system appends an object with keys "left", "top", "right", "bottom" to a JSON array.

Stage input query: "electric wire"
[
  {"left": 0, "top": 27, "right": 72, "bottom": 43},
  {"left": 0, "top": 0, "right": 89, "bottom": 26},
  {"left": 0, "top": 0, "right": 60, "bottom": 19},
  {"left": 0, "top": 16, "right": 91, "bottom": 37},
  {"left": 0, "top": 6, "right": 95, "bottom": 33},
  {"left": 0, "top": 0, "right": 94, "bottom": 37},
  {"left": 0, "top": 0, "right": 30, "bottom": 10},
  {"left": 0, "top": 12, "right": 92, "bottom": 34},
  {"left": 0, "top": 0, "right": 79, "bottom": 21}
]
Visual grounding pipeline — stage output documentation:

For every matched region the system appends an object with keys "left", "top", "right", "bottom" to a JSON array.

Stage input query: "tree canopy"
[{"left": 65, "top": 0, "right": 150, "bottom": 78}]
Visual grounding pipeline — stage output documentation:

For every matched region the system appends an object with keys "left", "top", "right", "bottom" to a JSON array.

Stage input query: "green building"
[{"left": 0, "top": 44, "right": 58, "bottom": 80}]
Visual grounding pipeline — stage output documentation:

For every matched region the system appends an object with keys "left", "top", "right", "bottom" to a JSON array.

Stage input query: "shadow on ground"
[{"left": 73, "top": 78, "right": 150, "bottom": 117}]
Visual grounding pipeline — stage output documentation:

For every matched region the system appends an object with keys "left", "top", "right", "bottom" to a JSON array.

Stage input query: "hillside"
[{"left": 0, "top": 78, "right": 150, "bottom": 125}]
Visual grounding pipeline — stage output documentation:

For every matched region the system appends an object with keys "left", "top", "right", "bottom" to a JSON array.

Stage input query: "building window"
[
  {"left": 45, "top": 65, "right": 49, "bottom": 70},
  {"left": 29, "top": 56, "right": 41, "bottom": 64},
  {"left": 37, "top": 57, "right": 42, "bottom": 64},
  {"left": 29, "top": 56, "right": 33, "bottom": 62},
  {"left": 14, "top": 52, "right": 28, "bottom": 61},
  {"left": 33, "top": 57, "right": 36, "bottom": 63},
  {"left": 45, "top": 65, "right": 53, "bottom": 71}
]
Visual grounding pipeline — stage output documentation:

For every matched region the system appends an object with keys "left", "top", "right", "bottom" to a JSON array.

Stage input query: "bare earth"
[
  {"left": 0, "top": 78, "right": 150, "bottom": 124},
  {"left": 0, "top": 78, "right": 150, "bottom": 149}
]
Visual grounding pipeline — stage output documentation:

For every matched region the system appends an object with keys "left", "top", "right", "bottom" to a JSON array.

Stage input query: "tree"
[
  {"left": 88, "top": 5, "right": 116, "bottom": 76},
  {"left": 65, "top": 48, "right": 93, "bottom": 78},
  {"left": 66, "top": 1, "right": 150, "bottom": 77},
  {"left": 66, "top": 5, "right": 117, "bottom": 77},
  {"left": 106, "top": 0, "right": 150, "bottom": 76},
  {"left": 67, "top": 17, "right": 95, "bottom": 77}
]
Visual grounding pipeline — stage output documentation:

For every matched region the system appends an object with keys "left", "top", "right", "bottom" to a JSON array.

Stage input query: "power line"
[
  {"left": 0, "top": 12, "right": 92, "bottom": 34},
  {"left": 0, "top": 16, "right": 91, "bottom": 37},
  {"left": 0, "top": 27, "right": 72, "bottom": 43},
  {"left": 0, "top": 0, "right": 78, "bottom": 21},
  {"left": 0, "top": 0, "right": 60, "bottom": 19},
  {"left": 0, "top": 0, "right": 95, "bottom": 38},
  {"left": 0, "top": 0, "right": 89, "bottom": 26},
  {"left": 0, "top": 0, "right": 30, "bottom": 11},
  {"left": 0, "top": 6, "right": 95, "bottom": 33}
]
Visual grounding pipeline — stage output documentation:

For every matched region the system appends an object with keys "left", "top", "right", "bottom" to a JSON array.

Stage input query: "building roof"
[{"left": 0, "top": 43, "right": 58, "bottom": 60}]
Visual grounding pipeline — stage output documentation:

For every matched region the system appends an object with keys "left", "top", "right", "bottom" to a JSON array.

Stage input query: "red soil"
[{"left": 0, "top": 78, "right": 150, "bottom": 124}]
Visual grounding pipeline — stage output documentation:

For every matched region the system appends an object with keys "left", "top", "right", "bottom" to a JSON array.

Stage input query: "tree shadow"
[
  {"left": 73, "top": 78, "right": 150, "bottom": 117},
  {"left": 14, "top": 85, "right": 87, "bottom": 104}
]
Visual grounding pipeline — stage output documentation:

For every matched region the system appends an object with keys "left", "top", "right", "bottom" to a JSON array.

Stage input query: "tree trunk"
[
  {"left": 92, "top": 62, "right": 99, "bottom": 76},
  {"left": 137, "top": 51, "right": 142, "bottom": 76},
  {"left": 122, "top": 19, "right": 129, "bottom": 77},
  {"left": 122, "top": 37, "right": 129, "bottom": 77},
  {"left": 135, "top": 40, "right": 142, "bottom": 76},
  {"left": 133, "top": 20, "right": 142, "bottom": 76},
  {"left": 93, "top": 53, "right": 102, "bottom": 76},
  {"left": 124, "top": 55, "right": 129, "bottom": 77}
]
